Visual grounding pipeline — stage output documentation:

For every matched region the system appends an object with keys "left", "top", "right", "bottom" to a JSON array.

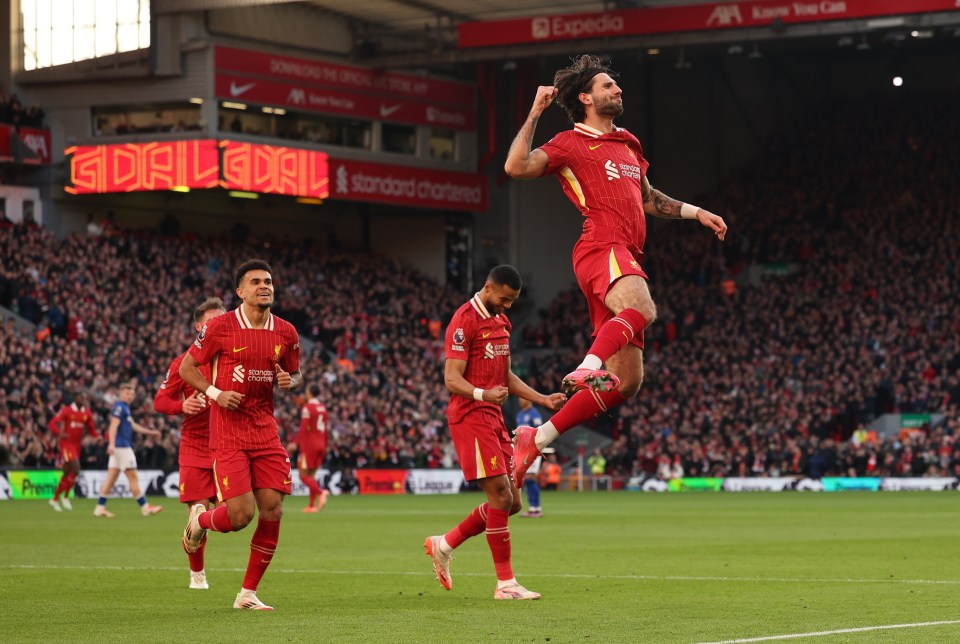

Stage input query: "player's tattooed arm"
[
  {"left": 504, "top": 85, "right": 555, "bottom": 179},
  {"left": 641, "top": 175, "right": 683, "bottom": 219},
  {"left": 288, "top": 370, "right": 303, "bottom": 391}
]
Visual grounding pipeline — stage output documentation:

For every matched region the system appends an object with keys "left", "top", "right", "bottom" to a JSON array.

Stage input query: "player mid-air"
[{"left": 504, "top": 54, "right": 727, "bottom": 485}]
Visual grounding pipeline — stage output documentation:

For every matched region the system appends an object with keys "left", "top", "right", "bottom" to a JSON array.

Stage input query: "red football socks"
[
  {"left": 444, "top": 503, "right": 488, "bottom": 549},
  {"left": 54, "top": 473, "right": 74, "bottom": 500},
  {"left": 188, "top": 534, "right": 207, "bottom": 572},
  {"left": 549, "top": 387, "right": 629, "bottom": 434},
  {"left": 198, "top": 505, "right": 235, "bottom": 532},
  {"left": 587, "top": 308, "right": 648, "bottom": 362},
  {"left": 301, "top": 475, "right": 323, "bottom": 507},
  {"left": 243, "top": 519, "right": 280, "bottom": 591},
  {"left": 484, "top": 507, "right": 513, "bottom": 581}
]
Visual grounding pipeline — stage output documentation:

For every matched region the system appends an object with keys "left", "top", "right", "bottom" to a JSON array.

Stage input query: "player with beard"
[
  {"left": 504, "top": 54, "right": 728, "bottom": 486},
  {"left": 178, "top": 259, "right": 302, "bottom": 610},
  {"left": 424, "top": 265, "right": 565, "bottom": 600}
]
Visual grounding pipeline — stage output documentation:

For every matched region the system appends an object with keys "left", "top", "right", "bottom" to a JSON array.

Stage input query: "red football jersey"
[
  {"left": 444, "top": 293, "right": 512, "bottom": 424},
  {"left": 47, "top": 403, "right": 98, "bottom": 444},
  {"left": 188, "top": 306, "right": 301, "bottom": 451},
  {"left": 297, "top": 398, "right": 329, "bottom": 453},
  {"left": 540, "top": 123, "right": 651, "bottom": 255},
  {"left": 155, "top": 351, "right": 214, "bottom": 467}
]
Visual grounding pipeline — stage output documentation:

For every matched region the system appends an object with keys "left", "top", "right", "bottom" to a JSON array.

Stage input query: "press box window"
[
  {"left": 429, "top": 129, "right": 456, "bottom": 160},
  {"left": 381, "top": 123, "right": 416, "bottom": 155}
]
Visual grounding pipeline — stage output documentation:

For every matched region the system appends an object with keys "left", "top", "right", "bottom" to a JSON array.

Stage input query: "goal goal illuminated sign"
[{"left": 65, "top": 139, "right": 329, "bottom": 199}]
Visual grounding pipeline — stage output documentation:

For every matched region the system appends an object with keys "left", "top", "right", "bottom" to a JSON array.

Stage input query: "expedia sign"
[{"left": 530, "top": 14, "right": 625, "bottom": 40}]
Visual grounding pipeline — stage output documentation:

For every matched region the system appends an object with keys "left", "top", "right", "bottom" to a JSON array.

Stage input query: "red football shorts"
[
  {"left": 297, "top": 447, "right": 327, "bottom": 470},
  {"left": 572, "top": 240, "right": 648, "bottom": 349},
  {"left": 60, "top": 442, "right": 81, "bottom": 464},
  {"left": 213, "top": 445, "right": 292, "bottom": 502},
  {"left": 450, "top": 408, "right": 514, "bottom": 482},
  {"left": 179, "top": 465, "right": 217, "bottom": 504}
]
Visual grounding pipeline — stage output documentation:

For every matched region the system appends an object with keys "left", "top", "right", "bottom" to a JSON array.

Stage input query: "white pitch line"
[
  {"left": 3, "top": 564, "right": 960, "bottom": 586},
  {"left": 697, "top": 620, "right": 960, "bottom": 643}
]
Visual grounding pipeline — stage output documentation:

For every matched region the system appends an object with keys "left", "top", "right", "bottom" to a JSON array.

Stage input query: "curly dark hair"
[
  {"left": 553, "top": 54, "right": 617, "bottom": 124},
  {"left": 235, "top": 258, "right": 273, "bottom": 288}
]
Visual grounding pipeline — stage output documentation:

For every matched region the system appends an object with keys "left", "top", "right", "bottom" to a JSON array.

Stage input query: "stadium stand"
[{"left": 1, "top": 93, "right": 957, "bottom": 482}]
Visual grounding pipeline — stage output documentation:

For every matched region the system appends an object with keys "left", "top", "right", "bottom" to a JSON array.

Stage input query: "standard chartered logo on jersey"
[
  {"left": 483, "top": 342, "right": 510, "bottom": 359},
  {"left": 232, "top": 364, "right": 274, "bottom": 383},
  {"left": 247, "top": 369, "right": 275, "bottom": 382}
]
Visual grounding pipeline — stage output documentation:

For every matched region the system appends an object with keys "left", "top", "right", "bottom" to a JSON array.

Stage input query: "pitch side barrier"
[
  {"left": 3, "top": 470, "right": 959, "bottom": 499},
  {"left": 0, "top": 467, "right": 466, "bottom": 499}
]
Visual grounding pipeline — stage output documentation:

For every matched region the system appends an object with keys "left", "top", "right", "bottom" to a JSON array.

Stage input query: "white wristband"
[
  {"left": 205, "top": 385, "right": 222, "bottom": 402},
  {"left": 680, "top": 203, "right": 700, "bottom": 219},
  {"left": 473, "top": 388, "right": 485, "bottom": 402}
]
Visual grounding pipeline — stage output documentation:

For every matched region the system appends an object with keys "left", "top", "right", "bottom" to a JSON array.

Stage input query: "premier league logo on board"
[{"left": 453, "top": 328, "right": 465, "bottom": 345}]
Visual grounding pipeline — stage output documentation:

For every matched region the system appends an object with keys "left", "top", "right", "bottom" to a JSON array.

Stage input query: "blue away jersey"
[{"left": 111, "top": 401, "right": 134, "bottom": 447}]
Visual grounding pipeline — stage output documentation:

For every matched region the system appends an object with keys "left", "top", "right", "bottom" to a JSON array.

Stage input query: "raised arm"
[
  {"left": 640, "top": 175, "right": 728, "bottom": 241},
  {"left": 504, "top": 86, "right": 557, "bottom": 179}
]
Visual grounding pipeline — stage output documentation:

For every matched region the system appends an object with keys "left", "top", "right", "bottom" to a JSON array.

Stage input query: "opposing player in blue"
[
  {"left": 94, "top": 381, "right": 164, "bottom": 518},
  {"left": 515, "top": 398, "right": 544, "bottom": 518}
]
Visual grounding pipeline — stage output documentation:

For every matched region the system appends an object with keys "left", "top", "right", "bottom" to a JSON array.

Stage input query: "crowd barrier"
[
  {"left": 4, "top": 470, "right": 960, "bottom": 500},
  {"left": 0, "top": 468, "right": 467, "bottom": 500}
]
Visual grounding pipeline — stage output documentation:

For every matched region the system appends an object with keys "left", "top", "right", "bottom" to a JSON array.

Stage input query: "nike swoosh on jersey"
[
  {"left": 482, "top": 332, "right": 491, "bottom": 338},
  {"left": 232, "top": 346, "right": 249, "bottom": 353},
  {"left": 283, "top": 479, "right": 292, "bottom": 485},
  {"left": 589, "top": 144, "right": 603, "bottom": 150}
]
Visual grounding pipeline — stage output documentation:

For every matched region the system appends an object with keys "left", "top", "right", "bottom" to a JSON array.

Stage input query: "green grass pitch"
[{"left": 2, "top": 492, "right": 959, "bottom": 643}]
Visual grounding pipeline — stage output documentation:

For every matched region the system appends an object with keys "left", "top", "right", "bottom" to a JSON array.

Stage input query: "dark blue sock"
[
  {"left": 137, "top": 496, "right": 147, "bottom": 507},
  {"left": 98, "top": 497, "right": 107, "bottom": 506},
  {"left": 524, "top": 479, "right": 541, "bottom": 508}
]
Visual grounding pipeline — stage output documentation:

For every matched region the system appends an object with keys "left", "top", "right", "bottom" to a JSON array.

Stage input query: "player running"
[
  {"left": 47, "top": 392, "right": 99, "bottom": 511},
  {"left": 178, "top": 259, "right": 303, "bottom": 611},
  {"left": 154, "top": 297, "right": 226, "bottom": 590}
]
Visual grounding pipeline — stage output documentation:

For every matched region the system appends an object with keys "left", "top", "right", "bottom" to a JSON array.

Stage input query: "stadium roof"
[
  {"left": 151, "top": 0, "right": 960, "bottom": 71},
  {"left": 295, "top": 0, "right": 960, "bottom": 69}
]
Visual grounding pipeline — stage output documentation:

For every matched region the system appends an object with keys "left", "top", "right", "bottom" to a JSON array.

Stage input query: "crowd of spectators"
[
  {"left": 1, "top": 91, "right": 958, "bottom": 484},
  {"left": 0, "top": 222, "right": 463, "bottom": 471},
  {"left": 0, "top": 85, "right": 44, "bottom": 128},
  {"left": 523, "top": 91, "right": 960, "bottom": 481}
]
